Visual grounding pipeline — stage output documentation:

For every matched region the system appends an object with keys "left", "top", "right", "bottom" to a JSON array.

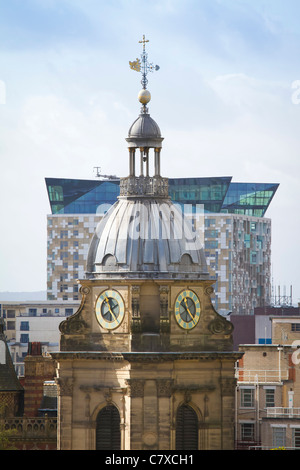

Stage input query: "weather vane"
[{"left": 129, "top": 35, "right": 160, "bottom": 90}]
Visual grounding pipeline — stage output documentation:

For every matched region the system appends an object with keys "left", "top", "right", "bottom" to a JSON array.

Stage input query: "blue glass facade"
[
  {"left": 46, "top": 178, "right": 120, "bottom": 214},
  {"left": 221, "top": 182, "right": 279, "bottom": 217},
  {"left": 168, "top": 177, "right": 231, "bottom": 213},
  {"left": 45, "top": 177, "right": 278, "bottom": 217}
]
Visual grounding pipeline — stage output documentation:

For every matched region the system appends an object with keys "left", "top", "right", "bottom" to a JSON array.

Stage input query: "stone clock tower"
[{"left": 52, "top": 37, "right": 242, "bottom": 451}]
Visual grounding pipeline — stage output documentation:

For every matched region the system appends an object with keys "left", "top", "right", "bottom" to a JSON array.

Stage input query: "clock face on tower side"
[
  {"left": 95, "top": 289, "right": 125, "bottom": 330},
  {"left": 174, "top": 290, "right": 201, "bottom": 330}
]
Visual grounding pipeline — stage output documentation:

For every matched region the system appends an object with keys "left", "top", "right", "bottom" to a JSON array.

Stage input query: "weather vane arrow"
[{"left": 129, "top": 35, "right": 160, "bottom": 90}]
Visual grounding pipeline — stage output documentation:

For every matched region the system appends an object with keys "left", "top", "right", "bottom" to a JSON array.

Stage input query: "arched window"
[
  {"left": 175, "top": 404, "right": 198, "bottom": 450},
  {"left": 96, "top": 405, "right": 121, "bottom": 450}
]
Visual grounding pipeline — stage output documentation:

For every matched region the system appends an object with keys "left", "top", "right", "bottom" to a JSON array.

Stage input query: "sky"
[{"left": 0, "top": 0, "right": 299, "bottom": 305}]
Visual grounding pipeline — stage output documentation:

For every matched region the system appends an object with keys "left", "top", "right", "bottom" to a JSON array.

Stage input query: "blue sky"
[{"left": 0, "top": 0, "right": 299, "bottom": 304}]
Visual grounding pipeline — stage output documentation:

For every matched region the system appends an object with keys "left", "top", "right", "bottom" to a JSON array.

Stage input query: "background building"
[
  {"left": 46, "top": 176, "right": 278, "bottom": 315},
  {"left": 235, "top": 316, "right": 300, "bottom": 450},
  {"left": 231, "top": 304, "right": 300, "bottom": 349},
  {"left": 0, "top": 301, "right": 78, "bottom": 376},
  {"left": 0, "top": 336, "right": 57, "bottom": 450}
]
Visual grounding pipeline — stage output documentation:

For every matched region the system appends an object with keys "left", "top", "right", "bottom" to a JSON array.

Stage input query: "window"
[
  {"left": 272, "top": 427, "right": 286, "bottom": 448},
  {"left": 205, "top": 230, "right": 218, "bottom": 238},
  {"left": 265, "top": 389, "right": 275, "bottom": 408},
  {"left": 293, "top": 428, "right": 300, "bottom": 448},
  {"left": 205, "top": 240, "right": 218, "bottom": 249},
  {"left": 7, "top": 310, "right": 16, "bottom": 318},
  {"left": 96, "top": 405, "right": 120, "bottom": 450},
  {"left": 258, "top": 338, "right": 272, "bottom": 344},
  {"left": 20, "top": 321, "right": 29, "bottom": 331},
  {"left": 48, "top": 185, "right": 63, "bottom": 202},
  {"left": 7, "top": 321, "right": 15, "bottom": 330},
  {"left": 28, "top": 308, "right": 37, "bottom": 316},
  {"left": 55, "top": 308, "right": 60, "bottom": 313},
  {"left": 291, "top": 324, "right": 300, "bottom": 332},
  {"left": 20, "top": 334, "right": 29, "bottom": 343},
  {"left": 241, "top": 388, "right": 254, "bottom": 408},
  {"left": 241, "top": 423, "right": 254, "bottom": 441},
  {"left": 65, "top": 308, "right": 73, "bottom": 316},
  {"left": 176, "top": 405, "right": 198, "bottom": 450},
  {"left": 250, "top": 251, "right": 257, "bottom": 264}
]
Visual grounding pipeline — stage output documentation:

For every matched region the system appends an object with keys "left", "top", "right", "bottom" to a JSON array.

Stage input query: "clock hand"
[
  {"left": 104, "top": 296, "right": 119, "bottom": 323},
  {"left": 183, "top": 298, "right": 196, "bottom": 324}
]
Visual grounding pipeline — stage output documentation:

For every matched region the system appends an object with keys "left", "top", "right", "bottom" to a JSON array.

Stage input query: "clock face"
[
  {"left": 174, "top": 290, "right": 201, "bottom": 330},
  {"left": 95, "top": 289, "right": 125, "bottom": 330}
]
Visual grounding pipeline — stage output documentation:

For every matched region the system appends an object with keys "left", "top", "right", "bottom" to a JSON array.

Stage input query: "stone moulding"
[
  {"left": 119, "top": 175, "right": 169, "bottom": 198},
  {"left": 51, "top": 351, "right": 243, "bottom": 362},
  {"left": 208, "top": 318, "right": 234, "bottom": 335}
]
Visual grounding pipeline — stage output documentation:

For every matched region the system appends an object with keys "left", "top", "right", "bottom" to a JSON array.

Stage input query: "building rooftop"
[{"left": 45, "top": 177, "right": 279, "bottom": 218}]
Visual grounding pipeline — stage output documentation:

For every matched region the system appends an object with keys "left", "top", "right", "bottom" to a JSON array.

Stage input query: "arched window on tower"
[
  {"left": 96, "top": 405, "right": 121, "bottom": 450},
  {"left": 175, "top": 404, "right": 198, "bottom": 450}
]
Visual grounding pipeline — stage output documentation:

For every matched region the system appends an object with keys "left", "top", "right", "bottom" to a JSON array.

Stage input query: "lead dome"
[
  {"left": 127, "top": 112, "right": 162, "bottom": 149},
  {"left": 86, "top": 198, "right": 208, "bottom": 280}
]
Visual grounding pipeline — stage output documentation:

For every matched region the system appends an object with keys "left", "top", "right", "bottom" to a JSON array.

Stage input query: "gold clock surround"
[
  {"left": 95, "top": 289, "right": 125, "bottom": 330},
  {"left": 174, "top": 289, "right": 201, "bottom": 330}
]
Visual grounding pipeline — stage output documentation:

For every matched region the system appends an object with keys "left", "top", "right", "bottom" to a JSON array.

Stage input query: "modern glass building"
[
  {"left": 45, "top": 177, "right": 278, "bottom": 217},
  {"left": 45, "top": 176, "right": 278, "bottom": 314}
]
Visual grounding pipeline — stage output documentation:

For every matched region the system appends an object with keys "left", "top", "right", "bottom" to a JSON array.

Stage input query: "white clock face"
[{"left": 95, "top": 290, "right": 125, "bottom": 330}]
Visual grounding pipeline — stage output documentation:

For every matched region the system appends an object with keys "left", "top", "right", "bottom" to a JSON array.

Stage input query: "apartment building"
[
  {"left": 0, "top": 301, "right": 78, "bottom": 376},
  {"left": 235, "top": 316, "right": 300, "bottom": 449}
]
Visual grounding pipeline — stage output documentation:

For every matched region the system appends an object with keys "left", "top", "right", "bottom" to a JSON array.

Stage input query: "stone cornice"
[{"left": 51, "top": 351, "right": 243, "bottom": 362}]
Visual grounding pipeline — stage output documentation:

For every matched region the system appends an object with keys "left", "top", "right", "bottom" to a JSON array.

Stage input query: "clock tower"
[{"left": 52, "top": 37, "right": 242, "bottom": 451}]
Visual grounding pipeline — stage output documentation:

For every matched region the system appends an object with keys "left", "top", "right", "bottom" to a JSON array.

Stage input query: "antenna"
[
  {"left": 271, "top": 283, "right": 293, "bottom": 307},
  {"left": 94, "top": 167, "right": 101, "bottom": 177},
  {"left": 93, "top": 167, "right": 118, "bottom": 180}
]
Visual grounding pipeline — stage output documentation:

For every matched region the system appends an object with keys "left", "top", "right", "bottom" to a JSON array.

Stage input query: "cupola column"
[
  {"left": 154, "top": 148, "right": 161, "bottom": 176},
  {"left": 129, "top": 148, "right": 136, "bottom": 176},
  {"left": 140, "top": 148, "right": 144, "bottom": 176},
  {"left": 145, "top": 148, "right": 149, "bottom": 177}
]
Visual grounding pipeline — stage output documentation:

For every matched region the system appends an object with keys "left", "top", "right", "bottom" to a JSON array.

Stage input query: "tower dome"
[
  {"left": 126, "top": 111, "right": 163, "bottom": 150},
  {"left": 86, "top": 198, "right": 208, "bottom": 280},
  {"left": 128, "top": 112, "right": 161, "bottom": 139},
  {"left": 86, "top": 36, "right": 208, "bottom": 281}
]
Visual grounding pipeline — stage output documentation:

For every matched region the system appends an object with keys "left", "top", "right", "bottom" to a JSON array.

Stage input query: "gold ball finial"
[{"left": 138, "top": 89, "right": 151, "bottom": 105}]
